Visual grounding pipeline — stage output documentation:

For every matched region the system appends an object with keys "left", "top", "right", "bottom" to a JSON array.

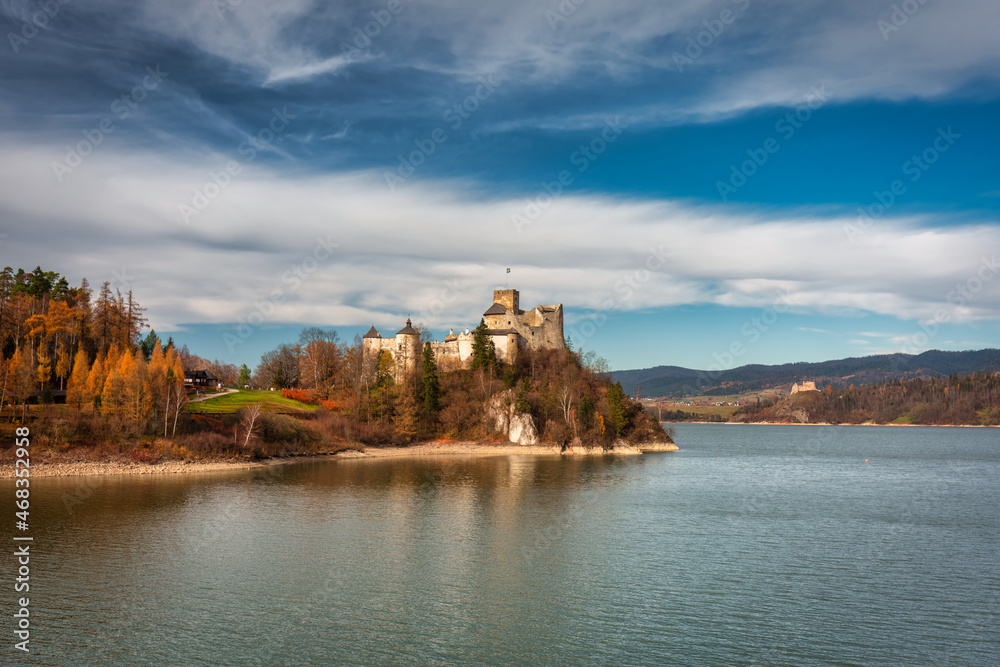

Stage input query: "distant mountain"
[{"left": 612, "top": 349, "right": 1000, "bottom": 398}]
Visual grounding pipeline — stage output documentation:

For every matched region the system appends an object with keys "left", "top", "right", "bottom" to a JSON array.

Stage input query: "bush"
[{"left": 280, "top": 388, "right": 318, "bottom": 404}]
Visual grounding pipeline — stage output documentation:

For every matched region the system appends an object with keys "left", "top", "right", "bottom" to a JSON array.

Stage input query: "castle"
[
  {"left": 363, "top": 288, "right": 564, "bottom": 378},
  {"left": 790, "top": 381, "right": 818, "bottom": 394}
]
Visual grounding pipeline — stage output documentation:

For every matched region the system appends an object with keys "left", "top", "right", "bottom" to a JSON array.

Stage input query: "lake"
[{"left": 6, "top": 424, "right": 999, "bottom": 665}]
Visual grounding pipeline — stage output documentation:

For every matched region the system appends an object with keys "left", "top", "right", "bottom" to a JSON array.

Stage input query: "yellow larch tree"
[{"left": 66, "top": 347, "right": 91, "bottom": 410}]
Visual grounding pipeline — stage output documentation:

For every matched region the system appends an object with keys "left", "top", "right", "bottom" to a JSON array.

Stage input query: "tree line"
[
  {"left": 734, "top": 373, "right": 1000, "bottom": 425},
  {"left": 251, "top": 320, "right": 666, "bottom": 446}
]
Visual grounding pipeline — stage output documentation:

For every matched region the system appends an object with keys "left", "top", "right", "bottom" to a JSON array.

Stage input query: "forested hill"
[{"left": 612, "top": 349, "right": 1000, "bottom": 398}]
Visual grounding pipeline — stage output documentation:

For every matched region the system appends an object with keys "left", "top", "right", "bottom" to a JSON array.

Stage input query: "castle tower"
[
  {"left": 493, "top": 289, "right": 519, "bottom": 312},
  {"left": 394, "top": 318, "right": 420, "bottom": 379}
]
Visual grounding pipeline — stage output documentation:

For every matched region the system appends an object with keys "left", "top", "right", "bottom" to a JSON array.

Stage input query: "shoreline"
[{"left": 0, "top": 440, "right": 678, "bottom": 479}]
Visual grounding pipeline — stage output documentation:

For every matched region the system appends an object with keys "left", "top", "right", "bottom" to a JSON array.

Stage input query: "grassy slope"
[{"left": 187, "top": 389, "right": 319, "bottom": 415}]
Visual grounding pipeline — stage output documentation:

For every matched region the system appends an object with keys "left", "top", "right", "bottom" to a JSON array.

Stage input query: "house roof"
[
  {"left": 184, "top": 369, "right": 217, "bottom": 380},
  {"left": 363, "top": 325, "right": 381, "bottom": 339},
  {"left": 483, "top": 302, "right": 507, "bottom": 316},
  {"left": 396, "top": 318, "right": 418, "bottom": 336}
]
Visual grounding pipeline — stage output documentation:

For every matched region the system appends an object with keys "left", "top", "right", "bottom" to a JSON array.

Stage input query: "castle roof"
[
  {"left": 363, "top": 325, "right": 380, "bottom": 339},
  {"left": 483, "top": 302, "right": 507, "bottom": 316},
  {"left": 396, "top": 318, "right": 418, "bottom": 336},
  {"left": 488, "top": 328, "right": 518, "bottom": 336}
]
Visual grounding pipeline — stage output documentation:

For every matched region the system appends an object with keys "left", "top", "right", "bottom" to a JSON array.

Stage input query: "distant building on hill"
[
  {"left": 790, "top": 381, "right": 818, "bottom": 394},
  {"left": 363, "top": 288, "right": 564, "bottom": 379}
]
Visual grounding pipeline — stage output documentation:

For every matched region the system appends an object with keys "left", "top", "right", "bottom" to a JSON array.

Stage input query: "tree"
[
  {"left": 85, "top": 352, "right": 107, "bottom": 411},
  {"left": 66, "top": 347, "right": 90, "bottom": 409},
  {"left": 7, "top": 348, "right": 33, "bottom": 422},
  {"left": 606, "top": 381, "right": 630, "bottom": 438},
  {"left": 55, "top": 341, "right": 71, "bottom": 390},
  {"left": 240, "top": 402, "right": 263, "bottom": 449},
  {"left": 140, "top": 329, "right": 159, "bottom": 360},
  {"left": 470, "top": 319, "right": 496, "bottom": 373},
  {"left": 297, "top": 327, "right": 341, "bottom": 392},
  {"left": 238, "top": 364, "right": 252, "bottom": 388},
  {"left": 578, "top": 394, "right": 595, "bottom": 432},
  {"left": 254, "top": 344, "right": 301, "bottom": 389},
  {"left": 420, "top": 342, "right": 440, "bottom": 421},
  {"left": 393, "top": 387, "right": 420, "bottom": 440}
]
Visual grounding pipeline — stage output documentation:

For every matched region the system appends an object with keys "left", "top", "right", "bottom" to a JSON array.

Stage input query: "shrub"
[{"left": 280, "top": 388, "right": 318, "bottom": 404}]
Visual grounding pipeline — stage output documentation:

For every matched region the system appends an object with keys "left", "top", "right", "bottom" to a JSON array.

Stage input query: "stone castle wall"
[{"left": 363, "top": 288, "right": 563, "bottom": 379}]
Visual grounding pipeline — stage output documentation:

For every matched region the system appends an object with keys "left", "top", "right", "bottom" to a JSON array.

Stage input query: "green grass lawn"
[{"left": 187, "top": 389, "right": 319, "bottom": 415}]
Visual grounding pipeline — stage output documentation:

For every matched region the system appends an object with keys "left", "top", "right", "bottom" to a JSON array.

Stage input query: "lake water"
[{"left": 6, "top": 424, "right": 999, "bottom": 665}]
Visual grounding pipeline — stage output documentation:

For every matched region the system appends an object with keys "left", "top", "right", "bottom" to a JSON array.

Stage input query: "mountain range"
[{"left": 611, "top": 349, "right": 1000, "bottom": 399}]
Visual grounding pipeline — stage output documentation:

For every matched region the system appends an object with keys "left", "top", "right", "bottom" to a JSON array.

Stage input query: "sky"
[{"left": 1, "top": 0, "right": 999, "bottom": 372}]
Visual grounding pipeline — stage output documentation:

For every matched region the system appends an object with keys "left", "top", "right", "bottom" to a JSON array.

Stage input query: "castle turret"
[{"left": 493, "top": 289, "right": 519, "bottom": 312}]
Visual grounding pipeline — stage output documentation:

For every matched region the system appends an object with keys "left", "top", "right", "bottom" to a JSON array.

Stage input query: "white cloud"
[{"left": 2, "top": 141, "right": 1000, "bottom": 339}]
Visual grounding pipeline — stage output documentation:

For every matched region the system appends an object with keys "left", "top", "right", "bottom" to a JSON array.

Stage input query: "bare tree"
[{"left": 241, "top": 402, "right": 264, "bottom": 449}]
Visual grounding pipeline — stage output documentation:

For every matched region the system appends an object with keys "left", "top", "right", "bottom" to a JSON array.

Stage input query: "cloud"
[
  {"left": 797, "top": 327, "right": 836, "bottom": 335},
  {"left": 2, "top": 140, "right": 999, "bottom": 337}
]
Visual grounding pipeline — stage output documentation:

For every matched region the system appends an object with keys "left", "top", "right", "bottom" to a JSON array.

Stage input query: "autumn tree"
[
  {"left": 297, "top": 327, "right": 341, "bottom": 393},
  {"left": 66, "top": 347, "right": 91, "bottom": 409},
  {"left": 7, "top": 347, "right": 33, "bottom": 422},
  {"left": 254, "top": 344, "right": 301, "bottom": 389},
  {"left": 85, "top": 352, "right": 107, "bottom": 411}
]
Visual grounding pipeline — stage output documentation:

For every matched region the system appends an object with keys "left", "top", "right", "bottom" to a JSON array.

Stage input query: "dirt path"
[{"left": 189, "top": 388, "right": 238, "bottom": 403}]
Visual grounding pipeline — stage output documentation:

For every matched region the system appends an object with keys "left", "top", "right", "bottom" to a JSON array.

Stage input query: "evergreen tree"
[
  {"left": 470, "top": 318, "right": 496, "bottom": 372},
  {"left": 420, "top": 342, "right": 440, "bottom": 420},
  {"left": 140, "top": 329, "right": 158, "bottom": 360},
  {"left": 238, "top": 364, "right": 252, "bottom": 388},
  {"left": 606, "top": 381, "right": 630, "bottom": 437}
]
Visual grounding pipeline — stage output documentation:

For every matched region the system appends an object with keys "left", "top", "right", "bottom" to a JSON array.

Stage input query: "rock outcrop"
[{"left": 487, "top": 389, "right": 540, "bottom": 445}]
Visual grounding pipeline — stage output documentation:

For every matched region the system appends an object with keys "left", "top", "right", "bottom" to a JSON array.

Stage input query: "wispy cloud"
[{"left": 3, "top": 141, "right": 999, "bottom": 334}]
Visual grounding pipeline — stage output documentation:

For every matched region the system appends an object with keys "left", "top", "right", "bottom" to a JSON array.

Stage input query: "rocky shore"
[{"left": 1, "top": 440, "right": 678, "bottom": 479}]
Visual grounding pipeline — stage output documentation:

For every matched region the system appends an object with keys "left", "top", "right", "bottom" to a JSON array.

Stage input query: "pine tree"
[
  {"left": 606, "top": 381, "right": 630, "bottom": 438},
  {"left": 420, "top": 342, "right": 440, "bottom": 420},
  {"left": 470, "top": 318, "right": 496, "bottom": 372},
  {"left": 238, "top": 364, "right": 252, "bottom": 388}
]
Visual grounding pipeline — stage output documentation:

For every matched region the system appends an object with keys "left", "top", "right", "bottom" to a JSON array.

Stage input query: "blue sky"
[{"left": 1, "top": 0, "right": 999, "bottom": 371}]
